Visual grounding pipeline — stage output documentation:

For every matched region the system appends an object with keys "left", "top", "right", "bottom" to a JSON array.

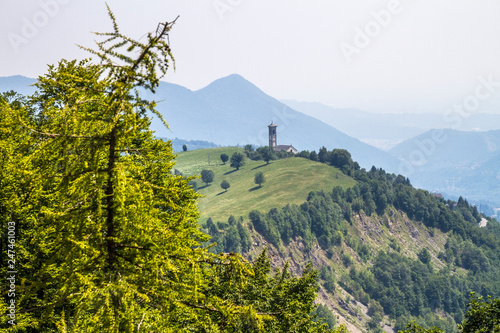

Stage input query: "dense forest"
[{"left": 205, "top": 147, "right": 500, "bottom": 332}]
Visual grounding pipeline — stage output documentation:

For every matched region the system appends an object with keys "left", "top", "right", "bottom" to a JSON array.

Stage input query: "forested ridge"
[
  {"left": 204, "top": 147, "right": 500, "bottom": 332},
  {"left": 1, "top": 8, "right": 500, "bottom": 332}
]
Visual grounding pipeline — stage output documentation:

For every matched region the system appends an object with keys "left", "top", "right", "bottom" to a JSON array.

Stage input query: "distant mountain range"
[
  {"left": 283, "top": 100, "right": 500, "bottom": 150},
  {"left": 390, "top": 129, "right": 500, "bottom": 210},
  {"left": 0, "top": 74, "right": 399, "bottom": 171},
  {"left": 2, "top": 74, "right": 499, "bottom": 213},
  {"left": 140, "top": 74, "right": 401, "bottom": 170}
]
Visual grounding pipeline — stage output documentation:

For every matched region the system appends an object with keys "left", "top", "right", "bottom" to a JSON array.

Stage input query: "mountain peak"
[{"left": 197, "top": 74, "right": 264, "bottom": 96}]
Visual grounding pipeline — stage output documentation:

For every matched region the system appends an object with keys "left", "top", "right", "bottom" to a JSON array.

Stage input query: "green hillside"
[
  {"left": 194, "top": 146, "right": 500, "bottom": 332},
  {"left": 174, "top": 147, "right": 356, "bottom": 222}
]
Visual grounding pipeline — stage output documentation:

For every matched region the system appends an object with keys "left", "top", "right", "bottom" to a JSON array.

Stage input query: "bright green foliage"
[
  {"left": 331, "top": 324, "right": 349, "bottom": 333},
  {"left": 0, "top": 92, "right": 42, "bottom": 331},
  {"left": 459, "top": 293, "right": 500, "bottom": 333},
  {"left": 0, "top": 9, "right": 328, "bottom": 332},
  {"left": 398, "top": 322, "right": 444, "bottom": 333},
  {"left": 203, "top": 249, "right": 331, "bottom": 332},
  {"left": 255, "top": 171, "right": 266, "bottom": 187}
]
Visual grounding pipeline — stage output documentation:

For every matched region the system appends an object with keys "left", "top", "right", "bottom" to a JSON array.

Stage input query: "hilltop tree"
[
  {"left": 329, "top": 148, "right": 354, "bottom": 174},
  {"left": 220, "top": 153, "right": 229, "bottom": 164},
  {"left": 182, "top": 144, "right": 187, "bottom": 151},
  {"left": 201, "top": 169, "right": 215, "bottom": 186},
  {"left": 310, "top": 150, "right": 318, "bottom": 161},
  {"left": 230, "top": 152, "right": 245, "bottom": 170},
  {"left": 257, "top": 146, "right": 277, "bottom": 164},
  {"left": 244, "top": 144, "right": 254, "bottom": 154},
  {"left": 255, "top": 171, "right": 266, "bottom": 187},
  {"left": 318, "top": 146, "right": 329, "bottom": 163}
]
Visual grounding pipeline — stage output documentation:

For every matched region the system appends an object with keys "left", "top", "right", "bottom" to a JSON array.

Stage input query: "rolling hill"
[
  {"left": 174, "top": 147, "right": 356, "bottom": 222},
  {"left": 176, "top": 146, "right": 500, "bottom": 332}
]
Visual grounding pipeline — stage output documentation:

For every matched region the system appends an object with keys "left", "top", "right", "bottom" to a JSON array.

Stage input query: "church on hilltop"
[{"left": 268, "top": 122, "right": 298, "bottom": 154}]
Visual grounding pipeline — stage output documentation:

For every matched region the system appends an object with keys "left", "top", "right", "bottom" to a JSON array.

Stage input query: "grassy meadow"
[{"left": 174, "top": 147, "right": 356, "bottom": 223}]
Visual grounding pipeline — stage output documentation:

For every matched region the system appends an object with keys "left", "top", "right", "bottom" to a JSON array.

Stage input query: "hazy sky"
[{"left": 2, "top": 1, "right": 500, "bottom": 113}]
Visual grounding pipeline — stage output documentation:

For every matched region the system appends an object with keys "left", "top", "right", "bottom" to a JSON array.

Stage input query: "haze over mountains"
[
  {"left": 283, "top": 100, "right": 500, "bottom": 150},
  {"left": 0, "top": 74, "right": 399, "bottom": 171},
  {"left": 2, "top": 74, "right": 499, "bottom": 214},
  {"left": 390, "top": 129, "right": 500, "bottom": 212}
]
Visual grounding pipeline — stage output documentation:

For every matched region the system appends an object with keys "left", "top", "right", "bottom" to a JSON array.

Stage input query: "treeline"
[
  {"left": 243, "top": 144, "right": 295, "bottom": 162},
  {"left": 203, "top": 186, "right": 500, "bottom": 330},
  {"left": 204, "top": 216, "right": 253, "bottom": 254},
  {"left": 205, "top": 146, "right": 500, "bottom": 331},
  {"left": 300, "top": 147, "right": 500, "bottom": 328},
  {"left": 296, "top": 147, "right": 500, "bottom": 267}
]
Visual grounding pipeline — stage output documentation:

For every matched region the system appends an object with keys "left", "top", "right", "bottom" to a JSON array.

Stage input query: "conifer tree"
[
  {"left": 1, "top": 8, "right": 245, "bottom": 332},
  {"left": 0, "top": 7, "right": 332, "bottom": 333}
]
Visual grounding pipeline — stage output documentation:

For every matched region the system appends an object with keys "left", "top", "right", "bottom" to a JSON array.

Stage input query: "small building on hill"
[
  {"left": 268, "top": 122, "right": 297, "bottom": 154},
  {"left": 275, "top": 145, "right": 298, "bottom": 154}
]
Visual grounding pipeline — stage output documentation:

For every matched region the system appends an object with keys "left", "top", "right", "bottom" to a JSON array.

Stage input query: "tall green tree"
[
  {"left": 459, "top": 294, "right": 500, "bottom": 333},
  {"left": 3, "top": 11, "right": 215, "bottom": 330},
  {"left": 204, "top": 249, "right": 331, "bottom": 332},
  {"left": 244, "top": 144, "right": 254, "bottom": 154},
  {"left": 220, "top": 153, "right": 229, "bottom": 165},
  {"left": 230, "top": 152, "right": 245, "bottom": 170},
  {"left": 255, "top": 171, "right": 266, "bottom": 187},
  {"left": 201, "top": 169, "right": 215, "bottom": 186},
  {"left": 0, "top": 9, "right": 298, "bottom": 332},
  {"left": 220, "top": 179, "right": 230, "bottom": 192}
]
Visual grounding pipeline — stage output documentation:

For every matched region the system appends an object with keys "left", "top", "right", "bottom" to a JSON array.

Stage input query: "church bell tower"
[{"left": 268, "top": 122, "right": 277, "bottom": 148}]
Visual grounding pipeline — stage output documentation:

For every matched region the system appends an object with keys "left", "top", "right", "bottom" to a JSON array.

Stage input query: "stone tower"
[{"left": 268, "top": 122, "right": 277, "bottom": 148}]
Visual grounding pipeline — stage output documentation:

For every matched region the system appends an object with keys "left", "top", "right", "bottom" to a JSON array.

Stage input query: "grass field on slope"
[{"left": 174, "top": 147, "right": 356, "bottom": 223}]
